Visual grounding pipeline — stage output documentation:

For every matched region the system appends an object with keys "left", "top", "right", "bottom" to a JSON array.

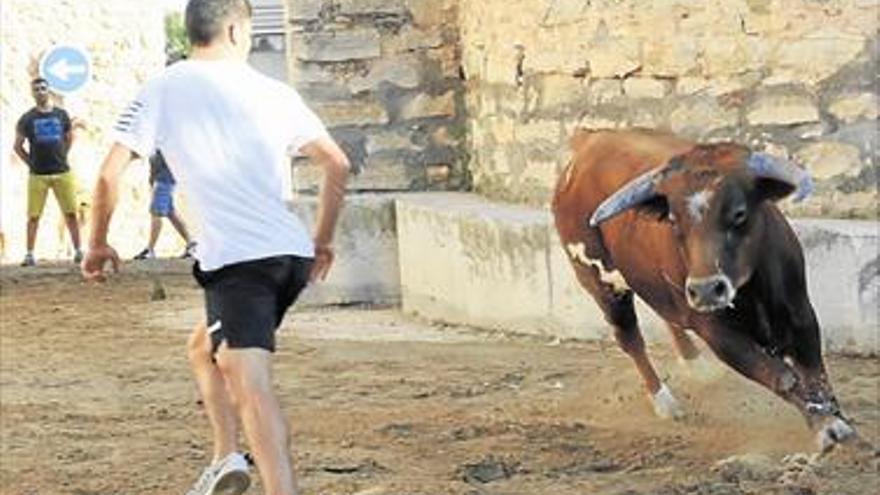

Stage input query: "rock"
[
  {"left": 713, "top": 453, "right": 781, "bottom": 483},
  {"left": 460, "top": 456, "right": 517, "bottom": 484}
]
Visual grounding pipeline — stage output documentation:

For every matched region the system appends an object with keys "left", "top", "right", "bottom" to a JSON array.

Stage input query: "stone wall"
[
  {"left": 286, "top": 0, "right": 469, "bottom": 192},
  {"left": 459, "top": 0, "right": 879, "bottom": 218},
  {"left": 1, "top": 1, "right": 165, "bottom": 262}
]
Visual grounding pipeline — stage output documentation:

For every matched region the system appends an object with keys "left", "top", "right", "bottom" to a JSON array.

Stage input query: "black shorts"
[{"left": 192, "top": 255, "right": 313, "bottom": 354}]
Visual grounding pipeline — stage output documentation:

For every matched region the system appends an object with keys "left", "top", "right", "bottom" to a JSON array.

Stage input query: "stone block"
[
  {"left": 642, "top": 37, "right": 700, "bottom": 77},
  {"left": 350, "top": 56, "right": 422, "bottom": 93},
  {"left": 795, "top": 141, "right": 863, "bottom": 180},
  {"left": 382, "top": 26, "right": 445, "bottom": 53},
  {"left": 588, "top": 79, "right": 623, "bottom": 105},
  {"left": 588, "top": 37, "right": 642, "bottom": 78},
  {"left": 291, "top": 62, "right": 337, "bottom": 85},
  {"left": 293, "top": 30, "right": 381, "bottom": 62},
  {"left": 670, "top": 98, "right": 739, "bottom": 137},
  {"left": 337, "top": 0, "right": 406, "bottom": 16},
  {"left": 829, "top": 93, "right": 879, "bottom": 123},
  {"left": 700, "top": 36, "right": 768, "bottom": 77},
  {"left": 540, "top": 0, "right": 592, "bottom": 26},
  {"left": 366, "top": 130, "right": 418, "bottom": 154},
  {"left": 747, "top": 94, "right": 819, "bottom": 127},
  {"left": 514, "top": 119, "right": 561, "bottom": 146},
  {"left": 289, "top": 0, "right": 323, "bottom": 21},
  {"left": 355, "top": 153, "right": 413, "bottom": 190},
  {"left": 400, "top": 91, "right": 456, "bottom": 121},
  {"left": 771, "top": 29, "right": 866, "bottom": 84},
  {"left": 313, "top": 100, "right": 390, "bottom": 128},
  {"left": 407, "top": 0, "right": 453, "bottom": 26},
  {"left": 534, "top": 74, "right": 589, "bottom": 111},
  {"left": 622, "top": 77, "right": 668, "bottom": 99}
]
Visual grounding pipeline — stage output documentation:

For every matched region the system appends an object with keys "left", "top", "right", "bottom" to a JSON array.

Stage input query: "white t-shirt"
[{"left": 113, "top": 59, "right": 329, "bottom": 270}]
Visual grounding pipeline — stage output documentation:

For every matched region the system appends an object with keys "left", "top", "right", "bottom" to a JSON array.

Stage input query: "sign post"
[{"left": 39, "top": 45, "right": 91, "bottom": 95}]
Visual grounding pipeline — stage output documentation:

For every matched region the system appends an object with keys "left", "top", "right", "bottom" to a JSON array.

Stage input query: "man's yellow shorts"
[{"left": 27, "top": 171, "right": 78, "bottom": 218}]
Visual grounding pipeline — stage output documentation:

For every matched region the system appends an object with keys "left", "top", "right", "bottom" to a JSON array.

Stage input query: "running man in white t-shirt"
[{"left": 81, "top": 1, "right": 350, "bottom": 494}]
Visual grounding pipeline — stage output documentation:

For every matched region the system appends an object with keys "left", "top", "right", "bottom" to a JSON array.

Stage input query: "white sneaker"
[{"left": 185, "top": 452, "right": 251, "bottom": 495}]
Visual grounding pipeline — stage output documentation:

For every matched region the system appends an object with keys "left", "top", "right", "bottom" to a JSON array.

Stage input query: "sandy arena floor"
[{"left": 1, "top": 264, "right": 878, "bottom": 495}]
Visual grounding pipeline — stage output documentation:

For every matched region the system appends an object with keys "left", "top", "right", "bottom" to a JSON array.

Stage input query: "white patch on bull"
[
  {"left": 565, "top": 242, "right": 630, "bottom": 293},
  {"left": 687, "top": 189, "right": 713, "bottom": 222},
  {"left": 652, "top": 383, "right": 684, "bottom": 420}
]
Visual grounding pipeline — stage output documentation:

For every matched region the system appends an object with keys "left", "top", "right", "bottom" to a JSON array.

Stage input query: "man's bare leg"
[
  {"left": 147, "top": 215, "right": 162, "bottom": 251},
  {"left": 63, "top": 213, "right": 81, "bottom": 252},
  {"left": 168, "top": 210, "right": 192, "bottom": 244},
  {"left": 187, "top": 323, "right": 239, "bottom": 461},
  {"left": 216, "top": 347, "right": 297, "bottom": 495},
  {"left": 26, "top": 217, "right": 39, "bottom": 252}
]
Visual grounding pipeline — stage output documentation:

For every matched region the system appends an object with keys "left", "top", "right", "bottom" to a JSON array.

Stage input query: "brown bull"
[{"left": 552, "top": 128, "right": 856, "bottom": 451}]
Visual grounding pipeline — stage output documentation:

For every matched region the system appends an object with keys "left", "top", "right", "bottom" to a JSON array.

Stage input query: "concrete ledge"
[
  {"left": 397, "top": 193, "right": 879, "bottom": 354},
  {"left": 291, "top": 194, "right": 401, "bottom": 306}
]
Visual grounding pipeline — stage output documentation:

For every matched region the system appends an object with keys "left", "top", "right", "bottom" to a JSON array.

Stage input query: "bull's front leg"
[
  {"left": 694, "top": 323, "right": 857, "bottom": 452},
  {"left": 780, "top": 299, "right": 863, "bottom": 453}
]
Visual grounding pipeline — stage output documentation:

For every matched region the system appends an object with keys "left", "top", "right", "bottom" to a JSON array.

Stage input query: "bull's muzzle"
[{"left": 685, "top": 275, "right": 735, "bottom": 312}]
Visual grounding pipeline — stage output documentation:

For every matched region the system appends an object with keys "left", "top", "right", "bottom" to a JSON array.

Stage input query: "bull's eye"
[{"left": 730, "top": 207, "right": 748, "bottom": 228}]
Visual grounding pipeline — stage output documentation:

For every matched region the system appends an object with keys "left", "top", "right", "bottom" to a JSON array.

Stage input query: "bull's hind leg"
[{"left": 564, "top": 242, "right": 683, "bottom": 419}]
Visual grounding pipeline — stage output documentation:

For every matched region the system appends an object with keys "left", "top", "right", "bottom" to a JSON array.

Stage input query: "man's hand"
[
  {"left": 81, "top": 244, "right": 121, "bottom": 282},
  {"left": 309, "top": 244, "right": 334, "bottom": 282}
]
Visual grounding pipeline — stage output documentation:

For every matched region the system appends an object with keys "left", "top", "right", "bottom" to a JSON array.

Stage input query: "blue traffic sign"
[{"left": 39, "top": 45, "right": 91, "bottom": 94}]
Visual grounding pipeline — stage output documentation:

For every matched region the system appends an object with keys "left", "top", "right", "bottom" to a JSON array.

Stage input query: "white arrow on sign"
[{"left": 47, "top": 58, "right": 88, "bottom": 82}]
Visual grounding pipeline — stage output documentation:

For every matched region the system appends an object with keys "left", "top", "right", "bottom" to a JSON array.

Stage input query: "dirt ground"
[{"left": 1, "top": 264, "right": 878, "bottom": 495}]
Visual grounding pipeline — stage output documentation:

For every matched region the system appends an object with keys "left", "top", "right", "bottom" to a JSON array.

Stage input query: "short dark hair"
[
  {"left": 185, "top": 0, "right": 252, "bottom": 46},
  {"left": 31, "top": 77, "right": 48, "bottom": 86}
]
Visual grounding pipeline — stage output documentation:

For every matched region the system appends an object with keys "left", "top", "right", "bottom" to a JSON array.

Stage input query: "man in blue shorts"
[
  {"left": 133, "top": 150, "right": 197, "bottom": 259},
  {"left": 82, "top": 1, "right": 350, "bottom": 493}
]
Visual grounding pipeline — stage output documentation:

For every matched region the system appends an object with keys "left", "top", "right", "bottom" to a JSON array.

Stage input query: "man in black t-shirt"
[{"left": 13, "top": 77, "right": 83, "bottom": 266}]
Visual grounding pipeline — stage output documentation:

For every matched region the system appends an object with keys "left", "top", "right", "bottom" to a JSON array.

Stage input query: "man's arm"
[
  {"left": 13, "top": 132, "right": 29, "bottom": 166},
  {"left": 90, "top": 144, "right": 137, "bottom": 247},
  {"left": 62, "top": 114, "right": 79, "bottom": 156},
  {"left": 81, "top": 143, "right": 138, "bottom": 280},
  {"left": 300, "top": 136, "right": 350, "bottom": 280}
]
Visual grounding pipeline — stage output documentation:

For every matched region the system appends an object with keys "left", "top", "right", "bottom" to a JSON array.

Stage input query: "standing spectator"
[
  {"left": 133, "top": 150, "right": 197, "bottom": 260},
  {"left": 82, "top": 1, "right": 350, "bottom": 494},
  {"left": 13, "top": 77, "right": 83, "bottom": 266}
]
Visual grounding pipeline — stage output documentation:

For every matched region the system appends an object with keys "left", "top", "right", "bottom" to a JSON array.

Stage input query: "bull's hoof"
[
  {"left": 678, "top": 354, "right": 725, "bottom": 383},
  {"left": 652, "top": 383, "right": 685, "bottom": 420},
  {"left": 817, "top": 416, "right": 856, "bottom": 454}
]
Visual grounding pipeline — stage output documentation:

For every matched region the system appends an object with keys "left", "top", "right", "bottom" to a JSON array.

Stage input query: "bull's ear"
[
  {"left": 747, "top": 152, "right": 814, "bottom": 203},
  {"left": 635, "top": 195, "right": 670, "bottom": 222},
  {"left": 754, "top": 177, "right": 797, "bottom": 203}
]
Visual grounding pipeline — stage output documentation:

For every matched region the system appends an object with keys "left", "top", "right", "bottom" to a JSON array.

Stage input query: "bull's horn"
[
  {"left": 747, "top": 152, "right": 814, "bottom": 202},
  {"left": 589, "top": 167, "right": 665, "bottom": 227}
]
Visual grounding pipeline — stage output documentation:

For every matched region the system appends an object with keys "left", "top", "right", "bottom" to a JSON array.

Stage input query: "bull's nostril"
[
  {"left": 686, "top": 286, "right": 697, "bottom": 300},
  {"left": 712, "top": 281, "right": 727, "bottom": 298}
]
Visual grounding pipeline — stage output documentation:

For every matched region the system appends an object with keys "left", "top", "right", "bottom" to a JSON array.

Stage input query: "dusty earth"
[{"left": 1, "top": 264, "right": 878, "bottom": 495}]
